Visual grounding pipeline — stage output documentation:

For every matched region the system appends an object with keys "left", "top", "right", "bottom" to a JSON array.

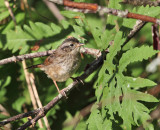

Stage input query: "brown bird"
[{"left": 28, "top": 37, "right": 84, "bottom": 95}]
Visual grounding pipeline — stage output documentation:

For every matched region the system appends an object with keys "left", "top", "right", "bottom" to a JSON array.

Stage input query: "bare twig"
[
  {"left": 42, "top": 0, "right": 65, "bottom": 21},
  {"left": 0, "top": 109, "right": 40, "bottom": 126},
  {"left": 0, "top": 104, "right": 10, "bottom": 117},
  {"left": 0, "top": 48, "right": 101, "bottom": 66},
  {"left": 18, "top": 51, "right": 104, "bottom": 130},
  {"left": 49, "top": 0, "right": 160, "bottom": 25},
  {"left": 22, "top": 60, "right": 44, "bottom": 128},
  {"left": 122, "top": 20, "right": 146, "bottom": 47},
  {"left": 0, "top": 50, "right": 55, "bottom": 65},
  {"left": 0, "top": 1, "right": 155, "bottom": 128},
  {"left": 0, "top": 104, "right": 11, "bottom": 129},
  {"left": 29, "top": 73, "right": 51, "bottom": 130},
  {"left": 0, "top": 48, "right": 104, "bottom": 129},
  {"left": 4, "top": 0, "right": 16, "bottom": 28}
]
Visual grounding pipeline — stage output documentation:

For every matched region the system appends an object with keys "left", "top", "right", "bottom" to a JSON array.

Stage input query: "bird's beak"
[{"left": 77, "top": 43, "right": 84, "bottom": 47}]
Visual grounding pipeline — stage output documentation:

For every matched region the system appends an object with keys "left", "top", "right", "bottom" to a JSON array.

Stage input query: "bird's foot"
[
  {"left": 59, "top": 88, "right": 68, "bottom": 99},
  {"left": 71, "top": 77, "right": 84, "bottom": 85}
]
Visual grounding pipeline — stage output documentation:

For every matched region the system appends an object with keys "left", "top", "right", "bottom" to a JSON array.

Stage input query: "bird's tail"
[{"left": 26, "top": 64, "right": 44, "bottom": 69}]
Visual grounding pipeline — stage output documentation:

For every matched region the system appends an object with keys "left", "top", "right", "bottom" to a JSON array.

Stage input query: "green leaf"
[
  {"left": 102, "top": 119, "right": 112, "bottom": 130},
  {"left": 0, "top": 88, "right": 6, "bottom": 104},
  {"left": 128, "top": 90, "right": 158, "bottom": 102},
  {"left": 87, "top": 108, "right": 103, "bottom": 130},
  {"left": 1, "top": 76, "right": 11, "bottom": 89},
  {"left": 60, "top": 20, "right": 70, "bottom": 29},
  {"left": 73, "top": 25, "right": 85, "bottom": 36},
  {"left": 19, "top": 45, "right": 29, "bottom": 54},
  {"left": 119, "top": 46, "right": 158, "bottom": 73},
  {"left": 50, "top": 23, "right": 62, "bottom": 33},
  {"left": 2, "top": 21, "right": 62, "bottom": 54},
  {"left": 124, "top": 76, "right": 156, "bottom": 89},
  {"left": 120, "top": 87, "right": 152, "bottom": 129},
  {"left": 101, "top": 28, "right": 116, "bottom": 49},
  {"left": 2, "top": 12, "right": 25, "bottom": 33},
  {"left": 0, "top": 10, "right": 9, "bottom": 21},
  {"left": 61, "top": 11, "right": 84, "bottom": 18},
  {"left": 105, "top": 31, "right": 125, "bottom": 73},
  {"left": 108, "top": 0, "right": 122, "bottom": 9},
  {"left": 136, "top": 5, "right": 160, "bottom": 17},
  {"left": 12, "top": 97, "right": 26, "bottom": 112},
  {"left": 85, "top": 16, "right": 103, "bottom": 48},
  {"left": 75, "top": 19, "right": 85, "bottom": 27}
]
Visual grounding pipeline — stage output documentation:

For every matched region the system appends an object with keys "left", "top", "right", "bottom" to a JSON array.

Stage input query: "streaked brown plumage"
[{"left": 28, "top": 37, "right": 84, "bottom": 95}]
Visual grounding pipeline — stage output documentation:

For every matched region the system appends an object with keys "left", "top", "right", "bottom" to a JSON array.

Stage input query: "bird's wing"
[
  {"left": 43, "top": 51, "right": 66, "bottom": 66},
  {"left": 26, "top": 64, "right": 44, "bottom": 69}
]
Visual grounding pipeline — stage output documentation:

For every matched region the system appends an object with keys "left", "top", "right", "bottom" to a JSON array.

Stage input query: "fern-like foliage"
[
  {"left": 0, "top": 0, "right": 160, "bottom": 129},
  {"left": 87, "top": 1, "right": 160, "bottom": 130}
]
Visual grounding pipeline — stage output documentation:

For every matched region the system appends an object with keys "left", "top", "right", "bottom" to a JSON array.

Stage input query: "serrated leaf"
[
  {"left": 137, "top": 5, "right": 160, "bottom": 17},
  {"left": 29, "top": 21, "right": 44, "bottom": 39},
  {"left": 35, "top": 22, "right": 55, "bottom": 37},
  {"left": 120, "top": 87, "right": 153, "bottom": 129},
  {"left": 122, "top": 5, "right": 160, "bottom": 30},
  {"left": 19, "top": 45, "right": 29, "bottom": 54},
  {"left": 105, "top": 31, "right": 125, "bottom": 73},
  {"left": 124, "top": 76, "right": 156, "bottom": 89},
  {"left": 87, "top": 109, "right": 103, "bottom": 130},
  {"left": 2, "top": 21, "right": 62, "bottom": 54},
  {"left": 121, "top": 99, "right": 150, "bottom": 129},
  {"left": 50, "top": 23, "right": 62, "bottom": 33},
  {"left": 108, "top": 0, "right": 122, "bottom": 9},
  {"left": 75, "top": 19, "right": 84, "bottom": 27},
  {"left": 102, "top": 77, "right": 117, "bottom": 119},
  {"left": 102, "top": 118, "right": 112, "bottom": 130},
  {"left": 86, "top": 17, "right": 103, "bottom": 48},
  {"left": 119, "top": 46, "right": 158, "bottom": 72},
  {"left": 101, "top": 28, "right": 116, "bottom": 49},
  {"left": 60, "top": 20, "right": 70, "bottom": 29},
  {"left": 73, "top": 25, "right": 85, "bottom": 36},
  {"left": 129, "top": 90, "right": 158, "bottom": 102}
]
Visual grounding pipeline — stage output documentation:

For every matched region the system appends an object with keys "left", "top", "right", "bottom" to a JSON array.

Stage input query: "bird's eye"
[{"left": 70, "top": 43, "right": 74, "bottom": 47}]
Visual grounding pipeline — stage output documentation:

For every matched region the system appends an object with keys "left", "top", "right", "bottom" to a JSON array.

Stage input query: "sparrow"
[{"left": 28, "top": 37, "right": 84, "bottom": 96}]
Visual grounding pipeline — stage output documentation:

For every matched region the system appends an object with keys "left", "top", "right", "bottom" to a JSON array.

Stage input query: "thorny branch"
[{"left": 22, "top": 60, "right": 44, "bottom": 129}]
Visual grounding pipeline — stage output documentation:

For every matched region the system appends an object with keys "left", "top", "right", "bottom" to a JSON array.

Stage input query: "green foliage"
[
  {"left": 0, "top": 0, "right": 160, "bottom": 129},
  {"left": 2, "top": 21, "right": 65, "bottom": 54},
  {"left": 119, "top": 46, "right": 158, "bottom": 73}
]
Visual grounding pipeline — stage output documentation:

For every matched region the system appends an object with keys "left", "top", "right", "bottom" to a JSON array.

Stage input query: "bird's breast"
[{"left": 42, "top": 54, "right": 81, "bottom": 82}]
